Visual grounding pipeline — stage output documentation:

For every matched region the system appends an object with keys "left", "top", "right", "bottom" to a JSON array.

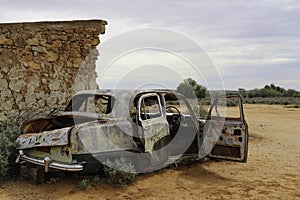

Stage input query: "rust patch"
[{"left": 17, "top": 127, "right": 71, "bottom": 150}]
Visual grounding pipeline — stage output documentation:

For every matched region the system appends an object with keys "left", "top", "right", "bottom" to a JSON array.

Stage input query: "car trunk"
[
  {"left": 17, "top": 113, "right": 99, "bottom": 164},
  {"left": 17, "top": 113, "right": 134, "bottom": 166},
  {"left": 20, "top": 112, "right": 99, "bottom": 134}
]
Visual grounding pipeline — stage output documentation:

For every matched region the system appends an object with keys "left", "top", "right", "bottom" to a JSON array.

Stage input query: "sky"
[{"left": 1, "top": 0, "right": 300, "bottom": 90}]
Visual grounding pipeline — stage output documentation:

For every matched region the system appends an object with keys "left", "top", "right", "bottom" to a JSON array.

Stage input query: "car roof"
[
  {"left": 71, "top": 89, "right": 183, "bottom": 118},
  {"left": 74, "top": 89, "right": 178, "bottom": 96}
]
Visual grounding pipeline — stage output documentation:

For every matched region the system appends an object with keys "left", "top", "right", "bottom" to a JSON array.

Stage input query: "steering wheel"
[{"left": 166, "top": 106, "right": 182, "bottom": 131}]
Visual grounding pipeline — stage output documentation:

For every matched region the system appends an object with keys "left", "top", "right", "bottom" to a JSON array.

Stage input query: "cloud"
[
  {"left": 95, "top": 28, "right": 223, "bottom": 90},
  {"left": 1, "top": 0, "right": 300, "bottom": 90}
]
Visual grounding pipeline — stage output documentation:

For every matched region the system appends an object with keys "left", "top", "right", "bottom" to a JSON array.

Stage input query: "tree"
[
  {"left": 176, "top": 78, "right": 207, "bottom": 98},
  {"left": 286, "top": 89, "right": 295, "bottom": 97},
  {"left": 270, "top": 83, "right": 276, "bottom": 90},
  {"left": 248, "top": 84, "right": 299, "bottom": 98},
  {"left": 238, "top": 88, "right": 247, "bottom": 98}
]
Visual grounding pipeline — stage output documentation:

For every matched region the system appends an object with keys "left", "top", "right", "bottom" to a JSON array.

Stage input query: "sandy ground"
[{"left": 1, "top": 104, "right": 299, "bottom": 200}]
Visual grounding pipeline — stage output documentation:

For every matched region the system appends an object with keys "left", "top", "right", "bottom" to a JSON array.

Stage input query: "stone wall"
[{"left": 0, "top": 20, "right": 107, "bottom": 120}]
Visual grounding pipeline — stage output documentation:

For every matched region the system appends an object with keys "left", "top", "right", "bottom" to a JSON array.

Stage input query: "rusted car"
[{"left": 16, "top": 89, "right": 248, "bottom": 174}]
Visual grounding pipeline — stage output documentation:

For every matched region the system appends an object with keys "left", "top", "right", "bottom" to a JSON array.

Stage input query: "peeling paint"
[
  {"left": 17, "top": 127, "right": 70, "bottom": 149},
  {"left": 16, "top": 90, "right": 249, "bottom": 173}
]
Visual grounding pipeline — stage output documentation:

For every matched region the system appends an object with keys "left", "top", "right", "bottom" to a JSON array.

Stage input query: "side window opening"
[
  {"left": 139, "top": 95, "right": 162, "bottom": 120},
  {"left": 210, "top": 96, "right": 241, "bottom": 119}
]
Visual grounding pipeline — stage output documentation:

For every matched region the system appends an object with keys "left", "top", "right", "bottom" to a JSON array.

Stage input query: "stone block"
[
  {"left": 27, "top": 38, "right": 39, "bottom": 46},
  {"left": 0, "top": 89, "right": 12, "bottom": 98},
  {"left": 47, "top": 51, "right": 58, "bottom": 62},
  {"left": 0, "top": 35, "right": 13, "bottom": 45},
  {"left": 28, "top": 61, "right": 40, "bottom": 70},
  {"left": 73, "top": 58, "right": 83, "bottom": 68},
  {"left": 0, "top": 78, "right": 8, "bottom": 90},
  {"left": 8, "top": 78, "right": 26, "bottom": 92},
  {"left": 48, "top": 81, "right": 60, "bottom": 91},
  {"left": 32, "top": 46, "right": 47, "bottom": 54}
]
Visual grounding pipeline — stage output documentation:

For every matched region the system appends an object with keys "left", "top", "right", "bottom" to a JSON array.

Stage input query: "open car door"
[
  {"left": 203, "top": 95, "right": 248, "bottom": 162},
  {"left": 138, "top": 93, "right": 170, "bottom": 166}
]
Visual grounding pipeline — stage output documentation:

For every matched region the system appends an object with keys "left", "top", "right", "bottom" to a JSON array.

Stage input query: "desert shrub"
[
  {"left": 226, "top": 99, "right": 238, "bottom": 107},
  {"left": 102, "top": 157, "right": 137, "bottom": 188},
  {"left": 243, "top": 97, "right": 300, "bottom": 105},
  {"left": 0, "top": 108, "right": 52, "bottom": 179},
  {"left": 200, "top": 98, "right": 211, "bottom": 106},
  {"left": 283, "top": 101, "right": 289, "bottom": 105},
  {"left": 78, "top": 178, "right": 90, "bottom": 190},
  {"left": 0, "top": 115, "right": 20, "bottom": 177},
  {"left": 199, "top": 107, "right": 208, "bottom": 118},
  {"left": 284, "top": 105, "right": 300, "bottom": 109},
  {"left": 92, "top": 175, "right": 101, "bottom": 184},
  {"left": 214, "top": 98, "right": 238, "bottom": 107}
]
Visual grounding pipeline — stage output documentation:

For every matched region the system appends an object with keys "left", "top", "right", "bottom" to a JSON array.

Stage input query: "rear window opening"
[{"left": 66, "top": 94, "right": 114, "bottom": 114}]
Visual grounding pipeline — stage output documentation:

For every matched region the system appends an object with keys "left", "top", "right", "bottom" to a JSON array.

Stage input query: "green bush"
[
  {"left": 78, "top": 178, "right": 90, "bottom": 190},
  {"left": 243, "top": 97, "right": 300, "bottom": 105},
  {"left": 0, "top": 106, "right": 57, "bottom": 179},
  {"left": 102, "top": 157, "right": 137, "bottom": 188},
  {"left": 0, "top": 115, "right": 20, "bottom": 177},
  {"left": 92, "top": 175, "right": 101, "bottom": 184},
  {"left": 198, "top": 107, "right": 208, "bottom": 118},
  {"left": 200, "top": 98, "right": 211, "bottom": 106},
  {"left": 226, "top": 99, "right": 238, "bottom": 107}
]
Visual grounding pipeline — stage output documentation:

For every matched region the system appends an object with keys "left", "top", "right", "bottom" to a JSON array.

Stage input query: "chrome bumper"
[{"left": 16, "top": 150, "right": 83, "bottom": 172}]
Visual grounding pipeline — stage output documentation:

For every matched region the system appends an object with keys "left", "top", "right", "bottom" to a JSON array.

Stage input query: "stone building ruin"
[{"left": 0, "top": 20, "right": 107, "bottom": 119}]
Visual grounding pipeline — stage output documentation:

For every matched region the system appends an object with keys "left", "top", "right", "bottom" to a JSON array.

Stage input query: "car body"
[{"left": 16, "top": 89, "right": 248, "bottom": 174}]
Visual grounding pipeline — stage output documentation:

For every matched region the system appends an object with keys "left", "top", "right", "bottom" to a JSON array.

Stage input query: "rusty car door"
[
  {"left": 138, "top": 93, "right": 170, "bottom": 165},
  {"left": 200, "top": 95, "right": 248, "bottom": 162}
]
